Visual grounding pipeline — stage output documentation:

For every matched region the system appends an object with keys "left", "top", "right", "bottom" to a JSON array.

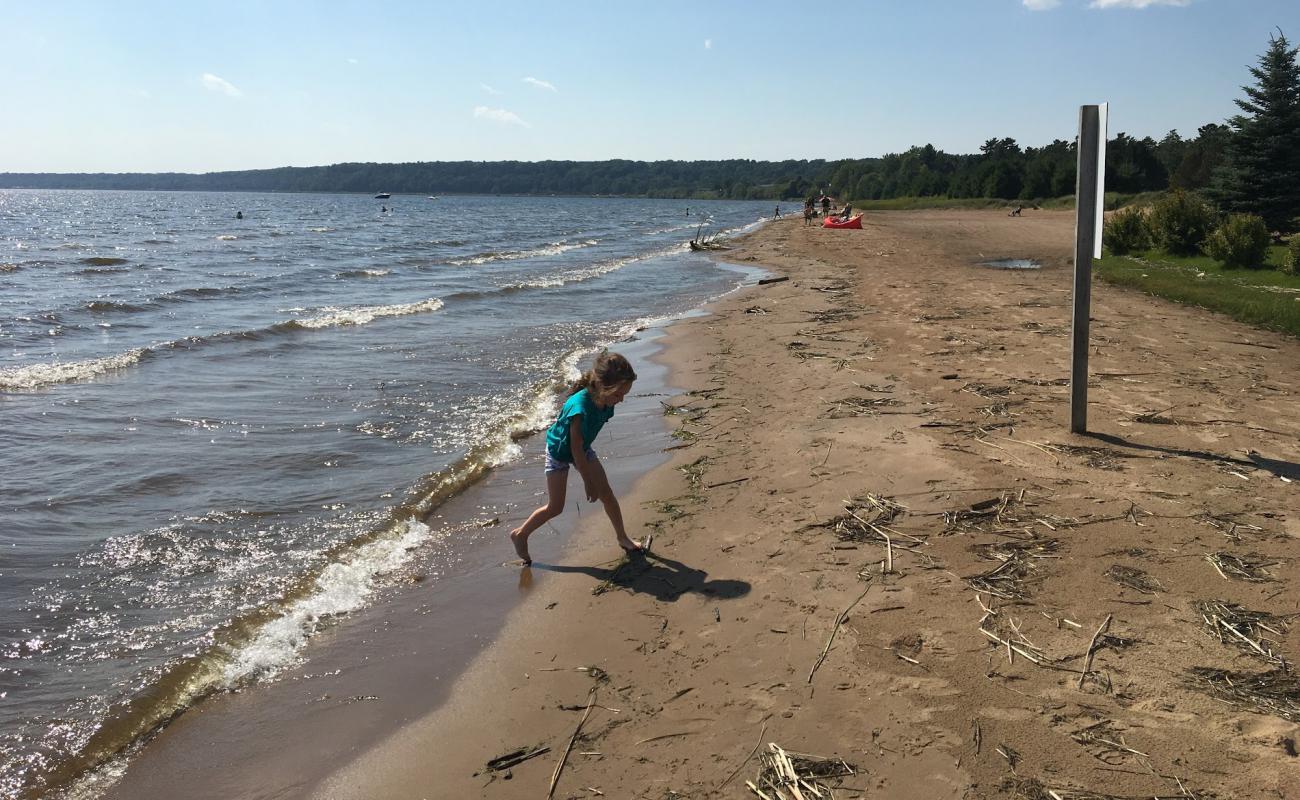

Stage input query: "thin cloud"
[
  {"left": 523, "top": 76, "right": 557, "bottom": 92},
  {"left": 347, "top": 58, "right": 359, "bottom": 64},
  {"left": 480, "top": 83, "right": 504, "bottom": 95},
  {"left": 201, "top": 73, "right": 242, "bottom": 97},
  {"left": 1090, "top": 0, "right": 1190, "bottom": 7},
  {"left": 704, "top": 38, "right": 713, "bottom": 49},
  {"left": 473, "top": 105, "right": 529, "bottom": 127}
]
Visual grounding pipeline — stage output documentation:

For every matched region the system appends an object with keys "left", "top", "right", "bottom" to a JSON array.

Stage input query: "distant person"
[
  {"left": 803, "top": 198, "right": 815, "bottom": 226},
  {"left": 774, "top": 206, "right": 780, "bottom": 219},
  {"left": 235, "top": 211, "right": 243, "bottom": 220},
  {"left": 821, "top": 196, "right": 831, "bottom": 217},
  {"left": 509, "top": 351, "right": 643, "bottom": 566},
  {"left": 838, "top": 204, "right": 853, "bottom": 220},
  {"left": 380, "top": 205, "right": 388, "bottom": 213},
  {"left": 1009, "top": 205, "right": 1022, "bottom": 217}
]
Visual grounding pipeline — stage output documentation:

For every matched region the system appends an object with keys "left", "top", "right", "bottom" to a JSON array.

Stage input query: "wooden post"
[{"left": 1070, "top": 105, "right": 1103, "bottom": 434}]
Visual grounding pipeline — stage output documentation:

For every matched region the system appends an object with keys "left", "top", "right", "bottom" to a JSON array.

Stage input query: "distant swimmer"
[
  {"left": 381, "top": 205, "right": 388, "bottom": 213},
  {"left": 235, "top": 211, "right": 243, "bottom": 220}
]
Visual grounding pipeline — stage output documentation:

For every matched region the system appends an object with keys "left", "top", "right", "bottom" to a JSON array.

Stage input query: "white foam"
[
  {"left": 502, "top": 243, "right": 686, "bottom": 292},
  {"left": 222, "top": 519, "right": 433, "bottom": 685},
  {"left": 294, "top": 298, "right": 444, "bottom": 329},
  {"left": 0, "top": 348, "right": 148, "bottom": 390},
  {"left": 448, "top": 239, "right": 598, "bottom": 266}
]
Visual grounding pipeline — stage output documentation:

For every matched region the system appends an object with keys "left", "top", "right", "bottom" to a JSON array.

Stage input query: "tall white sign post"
[{"left": 1070, "top": 103, "right": 1107, "bottom": 434}]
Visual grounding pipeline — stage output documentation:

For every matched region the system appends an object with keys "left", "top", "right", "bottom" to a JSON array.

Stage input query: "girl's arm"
[{"left": 568, "top": 418, "right": 601, "bottom": 502}]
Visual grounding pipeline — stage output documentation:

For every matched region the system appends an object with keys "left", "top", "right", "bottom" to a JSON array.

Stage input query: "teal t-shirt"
[{"left": 546, "top": 389, "right": 615, "bottom": 462}]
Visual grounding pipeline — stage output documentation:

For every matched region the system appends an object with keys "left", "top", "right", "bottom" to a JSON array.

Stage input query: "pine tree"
[{"left": 1213, "top": 30, "right": 1300, "bottom": 235}]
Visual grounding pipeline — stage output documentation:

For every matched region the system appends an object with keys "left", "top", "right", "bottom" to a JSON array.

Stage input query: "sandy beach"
[{"left": 109, "top": 209, "right": 1300, "bottom": 799}]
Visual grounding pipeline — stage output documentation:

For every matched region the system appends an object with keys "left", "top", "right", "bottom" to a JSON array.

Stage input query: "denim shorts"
[{"left": 545, "top": 448, "right": 597, "bottom": 473}]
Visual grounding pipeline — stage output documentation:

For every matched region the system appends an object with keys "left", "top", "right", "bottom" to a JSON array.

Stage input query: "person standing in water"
[{"left": 510, "top": 351, "right": 643, "bottom": 566}]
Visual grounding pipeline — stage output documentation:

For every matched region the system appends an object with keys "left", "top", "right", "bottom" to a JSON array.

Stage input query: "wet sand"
[{"left": 113, "top": 209, "right": 1300, "bottom": 799}]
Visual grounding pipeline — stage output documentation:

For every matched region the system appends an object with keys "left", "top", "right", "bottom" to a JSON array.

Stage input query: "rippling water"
[{"left": 0, "top": 190, "right": 771, "bottom": 798}]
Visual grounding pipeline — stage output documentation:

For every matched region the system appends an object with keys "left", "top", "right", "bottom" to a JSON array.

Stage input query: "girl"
[{"left": 510, "top": 351, "right": 642, "bottom": 566}]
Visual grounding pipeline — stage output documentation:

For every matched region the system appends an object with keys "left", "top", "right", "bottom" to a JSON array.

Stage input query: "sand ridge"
[{"left": 319, "top": 209, "right": 1300, "bottom": 799}]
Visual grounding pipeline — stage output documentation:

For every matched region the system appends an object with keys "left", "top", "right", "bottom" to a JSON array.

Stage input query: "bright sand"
[{"left": 106, "top": 210, "right": 1300, "bottom": 799}]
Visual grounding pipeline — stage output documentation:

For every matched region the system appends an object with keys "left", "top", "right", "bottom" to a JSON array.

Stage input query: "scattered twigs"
[
  {"left": 718, "top": 719, "right": 769, "bottom": 791},
  {"left": 808, "top": 582, "right": 873, "bottom": 684},
  {"left": 1205, "top": 551, "right": 1277, "bottom": 582},
  {"left": 1195, "top": 600, "right": 1290, "bottom": 667},
  {"left": 1071, "top": 719, "right": 1150, "bottom": 765},
  {"left": 485, "top": 744, "right": 550, "bottom": 772},
  {"left": 747, "top": 743, "right": 856, "bottom": 800},
  {"left": 827, "top": 395, "right": 902, "bottom": 417},
  {"left": 1045, "top": 443, "right": 1133, "bottom": 471},
  {"left": 549, "top": 688, "right": 597, "bottom": 800},
  {"left": 1104, "top": 564, "right": 1164, "bottom": 594},
  {"left": 1078, "top": 614, "right": 1113, "bottom": 689},
  {"left": 1199, "top": 512, "right": 1267, "bottom": 542}
]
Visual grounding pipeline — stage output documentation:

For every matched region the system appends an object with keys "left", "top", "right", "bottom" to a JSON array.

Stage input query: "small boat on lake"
[{"left": 374, "top": 192, "right": 391, "bottom": 199}]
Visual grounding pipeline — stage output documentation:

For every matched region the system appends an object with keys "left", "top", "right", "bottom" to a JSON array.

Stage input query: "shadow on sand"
[
  {"left": 1085, "top": 431, "right": 1300, "bottom": 481},
  {"left": 530, "top": 549, "right": 751, "bottom": 603}
]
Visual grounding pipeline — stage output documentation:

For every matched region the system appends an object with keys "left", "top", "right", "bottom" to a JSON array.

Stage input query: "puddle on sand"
[{"left": 978, "top": 258, "right": 1041, "bottom": 270}]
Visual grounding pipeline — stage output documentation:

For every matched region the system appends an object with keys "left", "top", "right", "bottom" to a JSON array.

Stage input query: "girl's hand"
[{"left": 584, "top": 480, "right": 599, "bottom": 503}]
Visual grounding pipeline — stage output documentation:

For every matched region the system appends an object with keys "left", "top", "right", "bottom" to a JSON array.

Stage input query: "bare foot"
[
  {"left": 617, "top": 538, "right": 645, "bottom": 555},
  {"left": 510, "top": 529, "right": 532, "bottom": 566}
]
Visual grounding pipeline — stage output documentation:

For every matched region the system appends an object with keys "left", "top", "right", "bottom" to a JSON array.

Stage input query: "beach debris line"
[
  {"left": 1204, "top": 551, "right": 1277, "bottom": 582},
  {"left": 826, "top": 395, "right": 902, "bottom": 418},
  {"left": 965, "top": 537, "right": 1060, "bottom": 600},
  {"left": 1001, "top": 776, "right": 1207, "bottom": 799},
  {"left": 1195, "top": 600, "right": 1290, "bottom": 666},
  {"left": 745, "top": 743, "right": 856, "bottom": 799},
  {"left": 1103, "top": 564, "right": 1164, "bottom": 594},
  {"left": 1187, "top": 666, "right": 1300, "bottom": 723}
]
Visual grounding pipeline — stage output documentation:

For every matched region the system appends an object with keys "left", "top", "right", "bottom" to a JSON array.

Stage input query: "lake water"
[{"left": 0, "top": 190, "right": 773, "bottom": 798}]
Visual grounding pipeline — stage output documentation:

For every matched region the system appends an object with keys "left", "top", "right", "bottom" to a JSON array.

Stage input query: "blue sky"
[{"left": 3, "top": 0, "right": 1297, "bottom": 172}]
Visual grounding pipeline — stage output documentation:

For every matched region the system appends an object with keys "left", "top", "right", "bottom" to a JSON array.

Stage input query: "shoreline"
[
  {"left": 87, "top": 283, "right": 761, "bottom": 800},
  {"left": 100, "top": 209, "right": 1300, "bottom": 798}
]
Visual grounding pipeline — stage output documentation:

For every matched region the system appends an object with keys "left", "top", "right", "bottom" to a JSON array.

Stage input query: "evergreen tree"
[{"left": 1212, "top": 30, "right": 1300, "bottom": 234}]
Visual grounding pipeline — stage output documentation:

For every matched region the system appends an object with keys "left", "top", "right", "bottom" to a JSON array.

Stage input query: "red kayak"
[{"left": 822, "top": 213, "right": 863, "bottom": 229}]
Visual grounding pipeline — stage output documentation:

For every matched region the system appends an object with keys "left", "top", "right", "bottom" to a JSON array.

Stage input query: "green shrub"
[
  {"left": 1103, "top": 207, "right": 1152, "bottom": 255},
  {"left": 1284, "top": 237, "right": 1300, "bottom": 276},
  {"left": 1204, "top": 214, "right": 1273, "bottom": 270},
  {"left": 1149, "top": 190, "right": 1217, "bottom": 256}
]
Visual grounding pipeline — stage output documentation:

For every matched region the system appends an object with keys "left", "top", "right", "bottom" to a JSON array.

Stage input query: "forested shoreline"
[{"left": 0, "top": 126, "right": 1219, "bottom": 203}]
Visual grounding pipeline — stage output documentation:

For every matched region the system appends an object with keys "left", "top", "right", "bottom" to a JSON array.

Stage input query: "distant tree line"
[
  {"left": 0, "top": 159, "right": 833, "bottom": 201},
  {"left": 0, "top": 128, "right": 1233, "bottom": 204},
  {"left": 820, "top": 125, "right": 1230, "bottom": 204}
]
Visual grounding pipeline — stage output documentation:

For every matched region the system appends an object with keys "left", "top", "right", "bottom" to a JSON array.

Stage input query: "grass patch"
[{"left": 1095, "top": 248, "right": 1300, "bottom": 338}]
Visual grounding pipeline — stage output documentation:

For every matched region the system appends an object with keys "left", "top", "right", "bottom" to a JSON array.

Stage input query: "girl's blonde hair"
[{"left": 569, "top": 350, "right": 637, "bottom": 397}]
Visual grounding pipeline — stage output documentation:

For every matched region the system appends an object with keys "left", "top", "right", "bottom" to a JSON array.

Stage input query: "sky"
[{"left": 2, "top": 0, "right": 1298, "bottom": 173}]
